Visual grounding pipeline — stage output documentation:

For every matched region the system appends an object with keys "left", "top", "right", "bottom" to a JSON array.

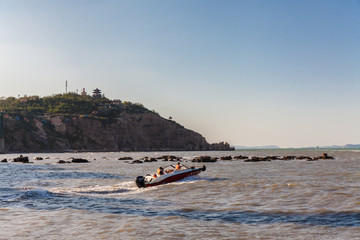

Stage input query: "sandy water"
[{"left": 0, "top": 149, "right": 359, "bottom": 239}]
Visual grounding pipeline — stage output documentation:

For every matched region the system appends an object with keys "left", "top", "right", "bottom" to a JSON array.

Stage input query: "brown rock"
[
  {"left": 192, "top": 156, "right": 218, "bottom": 163},
  {"left": 118, "top": 157, "right": 133, "bottom": 160},
  {"left": 321, "top": 153, "right": 334, "bottom": 159},
  {"left": 58, "top": 160, "right": 71, "bottom": 164},
  {"left": 14, "top": 155, "right": 29, "bottom": 163},
  {"left": 234, "top": 155, "right": 248, "bottom": 160},
  {"left": 131, "top": 160, "right": 143, "bottom": 164},
  {"left": 71, "top": 158, "right": 89, "bottom": 163}
]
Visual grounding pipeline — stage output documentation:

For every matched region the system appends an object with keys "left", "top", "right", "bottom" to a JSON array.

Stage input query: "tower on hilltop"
[
  {"left": 92, "top": 88, "right": 102, "bottom": 98},
  {"left": 81, "top": 88, "right": 87, "bottom": 96}
]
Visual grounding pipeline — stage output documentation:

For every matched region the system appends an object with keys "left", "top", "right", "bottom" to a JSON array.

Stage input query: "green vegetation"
[{"left": 0, "top": 93, "right": 150, "bottom": 119}]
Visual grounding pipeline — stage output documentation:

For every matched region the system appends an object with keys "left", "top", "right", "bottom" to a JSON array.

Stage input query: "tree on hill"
[{"left": 0, "top": 93, "right": 150, "bottom": 118}]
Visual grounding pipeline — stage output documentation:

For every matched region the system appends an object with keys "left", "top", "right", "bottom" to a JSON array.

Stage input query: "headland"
[{"left": 0, "top": 92, "right": 234, "bottom": 153}]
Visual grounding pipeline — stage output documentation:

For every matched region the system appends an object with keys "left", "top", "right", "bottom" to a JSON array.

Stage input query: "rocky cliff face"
[{"left": 3, "top": 112, "right": 234, "bottom": 152}]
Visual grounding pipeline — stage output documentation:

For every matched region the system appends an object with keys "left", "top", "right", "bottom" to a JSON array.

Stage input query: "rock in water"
[
  {"left": 71, "top": 158, "right": 89, "bottom": 163},
  {"left": 13, "top": 155, "right": 29, "bottom": 163},
  {"left": 192, "top": 156, "right": 218, "bottom": 162}
]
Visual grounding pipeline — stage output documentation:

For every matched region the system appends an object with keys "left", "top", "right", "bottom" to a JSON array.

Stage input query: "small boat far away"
[{"left": 135, "top": 164, "right": 206, "bottom": 188}]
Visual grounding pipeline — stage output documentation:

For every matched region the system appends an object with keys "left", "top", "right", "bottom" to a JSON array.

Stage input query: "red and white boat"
[{"left": 135, "top": 164, "right": 206, "bottom": 188}]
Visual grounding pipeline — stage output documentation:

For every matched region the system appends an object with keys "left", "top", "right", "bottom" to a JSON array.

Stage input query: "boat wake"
[
  {"left": 17, "top": 175, "right": 209, "bottom": 200},
  {"left": 46, "top": 181, "right": 139, "bottom": 196}
]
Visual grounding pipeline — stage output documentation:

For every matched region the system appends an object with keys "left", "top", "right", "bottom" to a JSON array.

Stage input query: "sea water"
[{"left": 0, "top": 150, "right": 359, "bottom": 239}]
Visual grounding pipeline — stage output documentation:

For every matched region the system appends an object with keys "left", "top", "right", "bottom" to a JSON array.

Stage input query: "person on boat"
[
  {"left": 175, "top": 162, "right": 182, "bottom": 171},
  {"left": 165, "top": 167, "right": 173, "bottom": 174},
  {"left": 157, "top": 167, "right": 164, "bottom": 176}
]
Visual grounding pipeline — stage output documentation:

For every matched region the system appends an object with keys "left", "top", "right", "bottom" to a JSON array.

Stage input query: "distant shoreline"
[
  {"left": 233, "top": 144, "right": 360, "bottom": 150},
  {"left": 1, "top": 146, "right": 359, "bottom": 155}
]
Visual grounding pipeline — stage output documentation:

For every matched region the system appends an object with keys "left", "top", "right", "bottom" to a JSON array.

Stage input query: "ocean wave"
[{"left": 23, "top": 188, "right": 54, "bottom": 199}]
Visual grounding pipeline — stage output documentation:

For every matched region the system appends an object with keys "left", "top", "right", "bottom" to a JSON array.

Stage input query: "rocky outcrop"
[
  {"left": 313, "top": 153, "right": 335, "bottom": 160},
  {"left": 118, "top": 157, "right": 133, "bottom": 160},
  {"left": 241, "top": 153, "right": 335, "bottom": 162},
  {"left": 3, "top": 112, "right": 234, "bottom": 153},
  {"left": 210, "top": 142, "right": 235, "bottom": 151},
  {"left": 13, "top": 155, "right": 29, "bottom": 163},
  {"left": 192, "top": 156, "right": 218, "bottom": 162}
]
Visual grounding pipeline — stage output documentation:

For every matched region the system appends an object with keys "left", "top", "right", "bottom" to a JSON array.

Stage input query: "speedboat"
[{"left": 135, "top": 164, "right": 206, "bottom": 188}]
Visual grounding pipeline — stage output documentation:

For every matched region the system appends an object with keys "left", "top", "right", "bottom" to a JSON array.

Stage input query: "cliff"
[{"left": 3, "top": 112, "right": 233, "bottom": 153}]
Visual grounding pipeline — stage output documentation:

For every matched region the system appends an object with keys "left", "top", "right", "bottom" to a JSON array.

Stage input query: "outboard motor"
[
  {"left": 201, "top": 165, "right": 206, "bottom": 171},
  {"left": 135, "top": 176, "right": 145, "bottom": 188}
]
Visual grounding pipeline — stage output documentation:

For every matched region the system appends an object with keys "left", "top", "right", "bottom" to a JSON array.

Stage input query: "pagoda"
[{"left": 92, "top": 88, "right": 102, "bottom": 98}]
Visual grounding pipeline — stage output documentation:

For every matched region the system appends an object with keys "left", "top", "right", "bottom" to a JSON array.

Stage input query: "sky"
[{"left": 0, "top": 0, "right": 359, "bottom": 148}]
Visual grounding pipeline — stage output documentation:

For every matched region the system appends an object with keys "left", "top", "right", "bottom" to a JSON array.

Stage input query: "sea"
[{"left": 0, "top": 149, "right": 359, "bottom": 240}]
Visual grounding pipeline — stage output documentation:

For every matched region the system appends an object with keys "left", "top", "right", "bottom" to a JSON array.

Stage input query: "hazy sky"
[{"left": 1, "top": 0, "right": 359, "bottom": 147}]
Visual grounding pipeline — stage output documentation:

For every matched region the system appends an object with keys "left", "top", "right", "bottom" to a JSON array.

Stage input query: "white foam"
[{"left": 48, "top": 181, "right": 139, "bottom": 196}]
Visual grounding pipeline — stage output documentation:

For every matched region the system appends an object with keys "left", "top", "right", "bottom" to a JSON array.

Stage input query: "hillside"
[{"left": 0, "top": 93, "right": 233, "bottom": 152}]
